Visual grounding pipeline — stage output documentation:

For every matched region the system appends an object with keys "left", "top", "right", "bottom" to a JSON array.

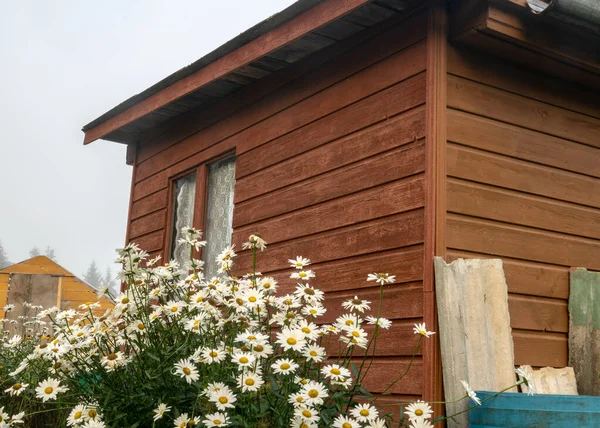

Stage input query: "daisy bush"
[{"left": 0, "top": 229, "right": 532, "bottom": 427}]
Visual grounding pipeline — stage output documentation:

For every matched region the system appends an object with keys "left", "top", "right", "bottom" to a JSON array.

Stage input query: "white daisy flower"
[
  {"left": 461, "top": 380, "right": 481, "bottom": 405},
  {"left": 366, "top": 316, "right": 392, "bottom": 329},
  {"left": 350, "top": 403, "right": 379, "bottom": 422},
  {"left": 174, "top": 358, "right": 199, "bottom": 384},
  {"left": 333, "top": 415, "right": 360, "bottom": 428},
  {"left": 288, "top": 256, "right": 311, "bottom": 269},
  {"left": 410, "top": 419, "right": 434, "bottom": 428},
  {"left": 405, "top": 400, "right": 433, "bottom": 421},
  {"left": 152, "top": 403, "right": 171, "bottom": 421},
  {"left": 67, "top": 404, "right": 86, "bottom": 426},
  {"left": 290, "top": 270, "right": 315, "bottom": 281},
  {"left": 201, "top": 348, "right": 227, "bottom": 364},
  {"left": 35, "top": 377, "right": 67, "bottom": 402},
  {"left": 238, "top": 372, "right": 264, "bottom": 392},
  {"left": 366, "top": 418, "right": 387, "bottom": 428},
  {"left": 203, "top": 412, "right": 230, "bottom": 427},
  {"left": 231, "top": 351, "right": 255, "bottom": 368},
  {"left": 4, "top": 382, "right": 28, "bottom": 396},
  {"left": 321, "top": 364, "right": 351, "bottom": 381},
  {"left": 301, "top": 381, "right": 328, "bottom": 406},
  {"left": 276, "top": 328, "right": 306, "bottom": 352},
  {"left": 342, "top": 296, "right": 371, "bottom": 313},
  {"left": 413, "top": 323, "right": 435, "bottom": 338},
  {"left": 293, "top": 406, "right": 320, "bottom": 424},
  {"left": 303, "top": 345, "right": 326, "bottom": 362},
  {"left": 209, "top": 385, "right": 237, "bottom": 411},
  {"left": 367, "top": 273, "right": 396, "bottom": 285},
  {"left": 271, "top": 358, "right": 299, "bottom": 375}
]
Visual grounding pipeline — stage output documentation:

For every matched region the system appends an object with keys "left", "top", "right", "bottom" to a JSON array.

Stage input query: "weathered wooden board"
[
  {"left": 569, "top": 268, "right": 600, "bottom": 396},
  {"left": 434, "top": 257, "right": 516, "bottom": 427}
]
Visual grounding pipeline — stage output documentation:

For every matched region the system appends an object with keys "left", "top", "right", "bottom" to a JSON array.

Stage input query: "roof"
[{"left": 82, "top": 0, "right": 420, "bottom": 145}]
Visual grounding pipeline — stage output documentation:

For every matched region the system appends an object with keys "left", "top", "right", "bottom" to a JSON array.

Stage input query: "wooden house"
[
  {"left": 0, "top": 256, "right": 114, "bottom": 323},
  {"left": 82, "top": 0, "right": 600, "bottom": 414}
]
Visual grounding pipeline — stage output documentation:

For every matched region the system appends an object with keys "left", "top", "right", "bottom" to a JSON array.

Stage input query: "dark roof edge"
[
  {"left": 82, "top": 0, "right": 322, "bottom": 132},
  {"left": 527, "top": 0, "right": 600, "bottom": 35}
]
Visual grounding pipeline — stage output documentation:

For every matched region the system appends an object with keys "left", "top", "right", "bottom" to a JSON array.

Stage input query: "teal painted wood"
[{"left": 469, "top": 391, "right": 600, "bottom": 427}]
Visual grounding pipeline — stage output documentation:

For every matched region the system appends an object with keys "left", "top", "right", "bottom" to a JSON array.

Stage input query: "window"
[{"left": 168, "top": 154, "right": 236, "bottom": 274}]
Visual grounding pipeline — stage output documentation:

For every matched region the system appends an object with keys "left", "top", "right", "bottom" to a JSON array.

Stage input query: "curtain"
[{"left": 170, "top": 172, "right": 197, "bottom": 266}]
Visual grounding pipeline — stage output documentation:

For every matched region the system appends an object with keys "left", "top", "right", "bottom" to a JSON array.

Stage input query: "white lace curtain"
[
  {"left": 203, "top": 156, "right": 236, "bottom": 280},
  {"left": 170, "top": 173, "right": 196, "bottom": 266}
]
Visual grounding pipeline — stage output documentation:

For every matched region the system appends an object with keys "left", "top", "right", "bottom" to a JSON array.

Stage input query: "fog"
[{"left": 0, "top": 0, "right": 295, "bottom": 279}]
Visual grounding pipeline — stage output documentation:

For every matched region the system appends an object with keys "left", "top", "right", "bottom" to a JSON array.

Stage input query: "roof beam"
[{"left": 83, "top": 0, "right": 373, "bottom": 144}]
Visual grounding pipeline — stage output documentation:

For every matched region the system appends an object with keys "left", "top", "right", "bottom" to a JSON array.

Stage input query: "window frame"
[{"left": 164, "top": 149, "right": 236, "bottom": 263}]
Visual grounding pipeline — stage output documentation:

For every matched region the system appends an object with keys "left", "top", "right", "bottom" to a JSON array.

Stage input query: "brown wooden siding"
[
  {"left": 127, "top": 10, "right": 429, "bottom": 399},
  {"left": 446, "top": 45, "right": 600, "bottom": 368}
]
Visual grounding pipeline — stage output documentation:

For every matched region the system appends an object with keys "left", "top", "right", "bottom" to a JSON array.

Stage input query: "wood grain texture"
[
  {"left": 447, "top": 46, "right": 600, "bottom": 119},
  {"left": 446, "top": 214, "right": 600, "bottom": 270},
  {"left": 129, "top": 209, "right": 167, "bottom": 240},
  {"left": 508, "top": 295, "right": 568, "bottom": 333},
  {"left": 234, "top": 209, "right": 424, "bottom": 274},
  {"left": 513, "top": 330, "right": 567, "bottom": 367},
  {"left": 234, "top": 175, "right": 424, "bottom": 245},
  {"left": 131, "top": 189, "right": 168, "bottom": 220},
  {"left": 83, "top": 0, "right": 376, "bottom": 144},
  {"left": 235, "top": 140, "right": 425, "bottom": 227},
  {"left": 235, "top": 107, "right": 425, "bottom": 204},
  {"left": 447, "top": 250, "right": 569, "bottom": 299},
  {"left": 447, "top": 178, "right": 600, "bottom": 239},
  {"left": 447, "top": 109, "right": 600, "bottom": 179},
  {"left": 448, "top": 75, "right": 600, "bottom": 148},
  {"left": 447, "top": 143, "right": 600, "bottom": 209},
  {"left": 130, "top": 229, "right": 165, "bottom": 253}
]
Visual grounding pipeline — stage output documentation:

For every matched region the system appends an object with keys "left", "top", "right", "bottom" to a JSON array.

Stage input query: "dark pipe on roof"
[{"left": 527, "top": 0, "right": 600, "bottom": 34}]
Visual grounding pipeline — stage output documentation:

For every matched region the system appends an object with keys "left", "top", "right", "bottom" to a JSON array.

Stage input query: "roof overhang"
[{"left": 82, "top": 0, "right": 419, "bottom": 145}]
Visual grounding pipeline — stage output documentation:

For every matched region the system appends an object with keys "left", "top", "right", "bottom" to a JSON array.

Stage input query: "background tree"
[
  {"left": 83, "top": 261, "right": 102, "bottom": 288},
  {"left": 29, "top": 247, "right": 41, "bottom": 258},
  {"left": 0, "top": 240, "right": 11, "bottom": 269},
  {"left": 44, "top": 246, "right": 57, "bottom": 261},
  {"left": 104, "top": 266, "right": 119, "bottom": 295}
]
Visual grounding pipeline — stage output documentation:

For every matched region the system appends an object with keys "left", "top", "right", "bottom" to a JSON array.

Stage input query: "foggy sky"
[{"left": 0, "top": 0, "right": 295, "bottom": 279}]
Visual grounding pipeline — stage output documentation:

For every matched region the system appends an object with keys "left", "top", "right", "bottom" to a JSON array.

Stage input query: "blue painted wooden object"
[{"left": 469, "top": 391, "right": 600, "bottom": 427}]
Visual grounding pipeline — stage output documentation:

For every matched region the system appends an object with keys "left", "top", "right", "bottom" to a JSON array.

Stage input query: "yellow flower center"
[
  {"left": 171, "top": 307, "right": 178, "bottom": 313},
  {"left": 236, "top": 298, "right": 244, "bottom": 305},
  {"left": 196, "top": 297, "right": 203, "bottom": 302},
  {"left": 287, "top": 338, "right": 297, "bottom": 345},
  {"left": 13, "top": 383, "right": 21, "bottom": 390},
  {"left": 345, "top": 320, "right": 354, "bottom": 326},
  {"left": 239, "top": 357, "right": 249, "bottom": 364},
  {"left": 74, "top": 411, "right": 82, "bottom": 419},
  {"left": 245, "top": 378, "right": 255, "bottom": 386},
  {"left": 44, "top": 387, "right": 53, "bottom": 394},
  {"left": 107, "top": 353, "right": 117, "bottom": 361},
  {"left": 304, "top": 288, "right": 315, "bottom": 295},
  {"left": 122, "top": 298, "right": 129, "bottom": 304},
  {"left": 248, "top": 296, "right": 257, "bottom": 303},
  {"left": 352, "top": 331, "right": 360, "bottom": 337},
  {"left": 310, "top": 350, "right": 318, "bottom": 356},
  {"left": 138, "top": 323, "right": 145, "bottom": 330},
  {"left": 254, "top": 345, "right": 264, "bottom": 352},
  {"left": 280, "top": 363, "right": 290, "bottom": 370},
  {"left": 88, "top": 410, "right": 97, "bottom": 418},
  {"left": 360, "top": 409, "right": 369, "bottom": 416},
  {"left": 183, "top": 368, "right": 191, "bottom": 375},
  {"left": 300, "top": 424, "right": 308, "bottom": 428},
  {"left": 213, "top": 420, "right": 221, "bottom": 425},
  {"left": 301, "top": 327, "right": 310, "bottom": 334},
  {"left": 299, "top": 272, "right": 307, "bottom": 278},
  {"left": 210, "top": 351, "right": 218, "bottom": 357},
  {"left": 219, "top": 396, "right": 228, "bottom": 404},
  {"left": 343, "top": 423, "right": 352, "bottom": 428},
  {"left": 308, "top": 389, "right": 319, "bottom": 398},
  {"left": 296, "top": 396, "right": 304, "bottom": 402},
  {"left": 248, "top": 335, "right": 256, "bottom": 340},
  {"left": 309, "top": 309, "right": 317, "bottom": 314},
  {"left": 331, "top": 368, "right": 341, "bottom": 375},
  {"left": 302, "top": 410, "right": 311, "bottom": 418},
  {"left": 415, "top": 409, "right": 423, "bottom": 416}
]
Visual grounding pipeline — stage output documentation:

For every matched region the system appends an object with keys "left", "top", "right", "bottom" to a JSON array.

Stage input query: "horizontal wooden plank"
[
  {"left": 447, "top": 45, "right": 600, "bottom": 120},
  {"left": 447, "top": 250, "right": 569, "bottom": 299},
  {"left": 267, "top": 245, "right": 423, "bottom": 295},
  {"left": 513, "top": 330, "right": 567, "bottom": 368},
  {"left": 447, "top": 214, "right": 600, "bottom": 270},
  {"left": 129, "top": 210, "right": 167, "bottom": 240},
  {"left": 129, "top": 229, "right": 165, "bottom": 253},
  {"left": 234, "top": 209, "right": 424, "bottom": 274},
  {"left": 236, "top": 80, "right": 425, "bottom": 184},
  {"left": 234, "top": 140, "right": 425, "bottom": 227},
  {"left": 234, "top": 174, "right": 424, "bottom": 245},
  {"left": 1, "top": 257, "right": 74, "bottom": 276},
  {"left": 83, "top": 0, "right": 379, "bottom": 144},
  {"left": 320, "top": 283, "right": 423, "bottom": 323},
  {"left": 131, "top": 189, "right": 169, "bottom": 220},
  {"left": 133, "top": 170, "right": 168, "bottom": 202},
  {"left": 240, "top": 109, "right": 412, "bottom": 198},
  {"left": 447, "top": 144, "right": 600, "bottom": 209},
  {"left": 447, "top": 179, "right": 600, "bottom": 239},
  {"left": 231, "top": 42, "right": 426, "bottom": 158},
  {"left": 447, "top": 109, "right": 600, "bottom": 179},
  {"left": 136, "top": 10, "right": 427, "bottom": 163},
  {"left": 235, "top": 69, "right": 426, "bottom": 183},
  {"left": 361, "top": 358, "right": 422, "bottom": 395},
  {"left": 508, "top": 295, "right": 568, "bottom": 333},
  {"left": 447, "top": 75, "right": 600, "bottom": 148}
]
